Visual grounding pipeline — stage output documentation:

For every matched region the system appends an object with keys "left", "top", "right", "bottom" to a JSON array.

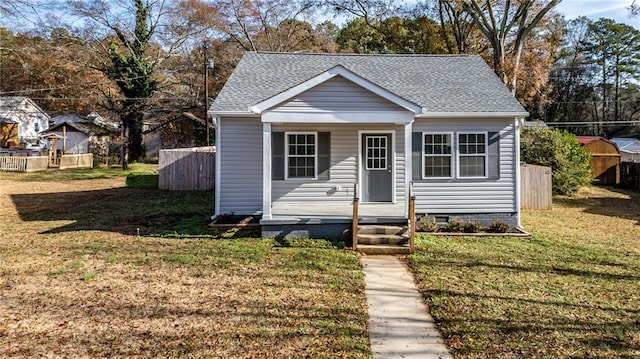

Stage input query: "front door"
[{"left": 361, "top": 133, "right": 392, "bottom": 202}]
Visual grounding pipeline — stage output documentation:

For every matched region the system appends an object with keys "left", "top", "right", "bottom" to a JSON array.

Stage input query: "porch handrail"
[
  {"left": 352, "top": 182, "right": 359, "bottom": 251},
  {"left": 408, "top": 181, "right": 416, "bottom": 253}
]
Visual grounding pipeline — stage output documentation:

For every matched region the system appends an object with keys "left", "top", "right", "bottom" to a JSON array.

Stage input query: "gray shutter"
[
  {"left": 318, "top": 132, "right": 330, "bottom": 180},
  {"left": 488, "top": 131, "right": 500, "bottom": 179},
  {"left": 272, "top": 132, "right": 285, "bottom": 180},
  {"left": 412, "top": 132, "right": 422, "bottom": 180}
]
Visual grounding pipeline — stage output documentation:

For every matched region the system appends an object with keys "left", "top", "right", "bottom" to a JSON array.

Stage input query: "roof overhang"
[
  {"left": 416, "top": 112, "right": 529, "bottom": 119},
  {"left": 262, "top": 111, "right": 413, "bottom": 124},
  {"left": 249, "top": 65, "right": 424, "bottom": 115}
]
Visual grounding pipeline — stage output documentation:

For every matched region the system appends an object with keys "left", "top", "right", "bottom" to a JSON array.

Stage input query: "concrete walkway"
[{"left": 362, "top": 255, "right": 453, "bottom": 359}]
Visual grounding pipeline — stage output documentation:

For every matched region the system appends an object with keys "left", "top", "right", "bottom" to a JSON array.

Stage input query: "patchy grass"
[
  {"left": 0, "top": 173, "right": 370, "bottom": 358},
  {"left": 0, "top": 163, "right": 158, "bottom": 182},
  {"left": 409, "top": 186, "right": 640, "bottom": 358}
]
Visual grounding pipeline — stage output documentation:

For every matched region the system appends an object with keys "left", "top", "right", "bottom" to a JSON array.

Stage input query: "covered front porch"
[{"left": 268, "top": 201, "right": 406, "bottom": 221}]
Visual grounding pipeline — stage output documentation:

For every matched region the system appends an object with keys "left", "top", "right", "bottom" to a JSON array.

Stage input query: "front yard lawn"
[
  {"left": 0, "top": 172, "right": 370, "bottom": 358},
  {"left": 409, "top": 186, "right": 640, "bottom": 358}
]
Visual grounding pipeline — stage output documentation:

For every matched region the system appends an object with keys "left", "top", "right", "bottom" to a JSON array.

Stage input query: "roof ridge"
[{"left": 251, "top": 51, "right": 478, "bottom": 58}]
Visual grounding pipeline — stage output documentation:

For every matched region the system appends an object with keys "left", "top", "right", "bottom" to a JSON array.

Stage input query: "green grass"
[
  {"left": 409, "top": 186, "right": 640, "bottom": 358},
  {"left": 0, "top": 173, "right": 371, "bottom": 358},
  {"left": 1, "top": 163, "right": 158, "bottom": 182}
]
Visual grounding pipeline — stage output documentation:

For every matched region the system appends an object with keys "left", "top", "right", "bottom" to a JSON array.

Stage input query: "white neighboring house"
[
  {"left": 0, "top": 97, "right": 50, "bottom": 145},
  {"left": 611, "top": 137, "right": 640, "bottom": 162}
]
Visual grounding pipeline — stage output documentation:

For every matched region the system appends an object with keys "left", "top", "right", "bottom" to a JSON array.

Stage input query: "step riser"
[
  {"left": 357, "top": 245, "right": 411, "bottom": 255},
  {"left": 357, "top": 236, "right": 409, "bottom": 245},
  {"left": 358, "top": 225, "right": 408, "bottom": 235}
]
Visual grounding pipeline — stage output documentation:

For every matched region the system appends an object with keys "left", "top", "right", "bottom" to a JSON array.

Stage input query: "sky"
[{"left": 555, "top": 0, "right": 638, "bottom": 27}]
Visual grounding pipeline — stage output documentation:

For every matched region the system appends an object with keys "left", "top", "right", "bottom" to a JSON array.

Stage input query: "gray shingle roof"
[{"left": 212, "top": 52, "right": 527, "bottom": 115}]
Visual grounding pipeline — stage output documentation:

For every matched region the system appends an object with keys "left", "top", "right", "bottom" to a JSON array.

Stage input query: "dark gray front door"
[{"left": 361, "top": 134, "right": 392, "bottom": 202}]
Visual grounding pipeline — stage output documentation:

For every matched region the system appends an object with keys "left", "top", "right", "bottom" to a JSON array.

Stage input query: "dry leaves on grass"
[{"left": 0, "top": 176, "right": 371, "bottom": 358}]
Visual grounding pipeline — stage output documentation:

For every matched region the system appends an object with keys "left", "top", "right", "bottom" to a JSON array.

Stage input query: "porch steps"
[{"left": 356, "top": 224, "right": 411, "bottom": 255}]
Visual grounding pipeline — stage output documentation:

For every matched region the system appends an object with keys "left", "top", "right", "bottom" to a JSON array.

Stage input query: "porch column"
[
  {"left": 404, "top": 122, "right": 412, "bottom": 217},
  {"left": 262, "top": 122, "right": 272, "bottom": 219}
]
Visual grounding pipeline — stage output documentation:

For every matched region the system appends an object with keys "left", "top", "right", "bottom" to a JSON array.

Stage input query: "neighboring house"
[
  {"left": 143, "top": 111, "right": 209, "bottom": 161},
  {"left": 611, "top": 137, "right": 640, "bottom": 162},
  {"left": 0, "top": 118, "right": 19, "bottom": 148},
  {"left": 523, "top": 120, "right": 548, "bottom": 129},
  {"left": 0, "top": 97, "right": 50, "bottom": 145},
  {"left": 210, "top": 52, "right": 528, "bottom": 239},
  {"left": 577, "top": 136, "right": 621, "bottom": 185},
  {"left": 44, "top": 115, "right": 114, "bottom": 154}
]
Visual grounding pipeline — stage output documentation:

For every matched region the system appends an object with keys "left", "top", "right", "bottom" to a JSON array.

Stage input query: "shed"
[{"left": 577, "top": 136, "right": 621, "bottom": 185}]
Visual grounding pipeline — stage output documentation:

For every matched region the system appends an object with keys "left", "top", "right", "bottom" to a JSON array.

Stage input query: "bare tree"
[{"left": 462, "top": 0, "right": 562, "bottom": 94}]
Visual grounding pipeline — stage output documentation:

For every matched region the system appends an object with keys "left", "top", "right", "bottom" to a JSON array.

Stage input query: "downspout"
[{"left": 515, "top": 117, "right": 524, "bottom": 229}]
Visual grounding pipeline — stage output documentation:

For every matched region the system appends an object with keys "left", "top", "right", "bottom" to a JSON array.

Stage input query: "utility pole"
[{"left": 203, "top": 42, "right": 214, "bottom": 146}]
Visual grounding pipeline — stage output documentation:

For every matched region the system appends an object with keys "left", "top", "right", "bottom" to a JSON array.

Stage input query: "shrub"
[
  {"left": 416, "top": 216, "right": 438, "bottom": 232},
  {"left": 487, "top": 221, "right": 510, "bottom": 233},
  {"left": 445, "top": 218, "right": 466, "bottom": 233},
  {"left": 520, "top": 127, "right": 591, "bottom": 195},
  {"left": 463, "top": 221, "right": 482, "bottom": 233}
]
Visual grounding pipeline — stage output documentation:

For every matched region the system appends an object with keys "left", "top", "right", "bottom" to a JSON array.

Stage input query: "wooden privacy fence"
[
  {"left": 520, "top": 163, "right": 552, "bottom": 210},
  {"left": 59, "top": 154, "right": 93, "bottom": 169},
  {"left": 620, "top": 162, "right": 640, "bottom": 190},
  {"left": 159, "top": 146, "right": 215, "bottom": 190}
]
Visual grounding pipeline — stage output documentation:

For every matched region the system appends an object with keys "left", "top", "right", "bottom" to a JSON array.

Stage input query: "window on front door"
[
  {"left": 286, "top": 133, "right": 316, "bottom": 178},
  {"left": 365, "top": 135, "right": 388, "bottom": 170}
]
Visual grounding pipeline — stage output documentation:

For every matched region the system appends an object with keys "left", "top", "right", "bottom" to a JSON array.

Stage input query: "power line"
[{"left": 547, "top": 121, "right": 640, "bottom": 127}]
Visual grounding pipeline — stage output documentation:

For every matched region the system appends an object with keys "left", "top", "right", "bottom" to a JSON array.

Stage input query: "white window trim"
[
  {"left": 422, "top": 131, "right": 453, "bottom": 179},
  {"left": 285, "top": 131, "right": 318, "bottom": 180},
  {"left": 457, "top": 132, "right": 489, "bottom": 179}
]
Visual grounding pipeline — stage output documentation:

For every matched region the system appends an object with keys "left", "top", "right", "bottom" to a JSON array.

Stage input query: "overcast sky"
[{"left": 555, "top": 0, "right": 638, "bottom": 26}]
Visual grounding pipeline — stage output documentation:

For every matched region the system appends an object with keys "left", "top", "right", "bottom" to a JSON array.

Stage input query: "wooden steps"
[{"left": 356, "top": 224, "right": 411, "bottom": 255}]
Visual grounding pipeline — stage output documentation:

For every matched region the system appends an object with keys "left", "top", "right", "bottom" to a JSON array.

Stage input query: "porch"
[
  {"left": 260, "top": 183, "right": 418, "bottom": 254},
  {"left": 268, "top": 201, "right": 406, "bottom": 221}
]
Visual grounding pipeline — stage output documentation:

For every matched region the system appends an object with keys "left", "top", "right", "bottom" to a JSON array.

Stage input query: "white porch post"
[
  {"left": 214, "top": 116, "right": 221, "bottom": 217},
  {"left": 404, "top": 122, "right": 412, "bottom": 217},
  {"left": 262, "top": 122, "right": 272, "bottom": 219}
]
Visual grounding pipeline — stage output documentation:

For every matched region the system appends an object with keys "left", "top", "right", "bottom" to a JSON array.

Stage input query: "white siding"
[
  {"left": 51, "top": 129, "right": 89, "bottom": 154},
  {"left": 273, "top": 76, "right": 405, "bottom": 112},
  {"left": 272, "top": 123, "right": 406, "bottom": 205},
  {"left": 218, "top": 117, "right": 263, "bottom": 215},
  {"left": 413, "top": 118, "right": 517, "bottom": 213}
]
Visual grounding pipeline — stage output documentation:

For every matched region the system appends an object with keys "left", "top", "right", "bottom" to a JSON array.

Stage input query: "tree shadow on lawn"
[
  {"left": 425, "top": 289, "right": 640, "bottom": 356},
  {"left": 10, "top": 187, "right": 216, "bottom": 237},
  {"left": 553, "top": 186, "right": 640, "bottom": 225}
]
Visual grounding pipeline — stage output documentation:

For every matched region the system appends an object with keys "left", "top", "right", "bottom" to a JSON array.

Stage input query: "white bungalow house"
[
  {"left": 209, "top": 52, "right": 528, "bottom": 241},
  {"left": 0, "top": 97, "right": 50, "bottom": 146}
]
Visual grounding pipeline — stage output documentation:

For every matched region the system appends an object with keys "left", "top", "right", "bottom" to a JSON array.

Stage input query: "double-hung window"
[
  {"left": 458, "top": 133, "right": 487, "bottom": 178},
  {"left": 286, "top": 133, "right": 316, "bottom": 179},
  {"left": 423, "top": 133, "right": 452, "bottom": 178}
]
